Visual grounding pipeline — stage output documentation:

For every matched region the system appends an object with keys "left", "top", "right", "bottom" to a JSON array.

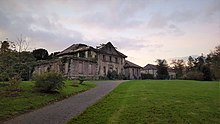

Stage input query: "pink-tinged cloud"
[{"left": 0, "top": 0, "right": 219, "bottom": 66}]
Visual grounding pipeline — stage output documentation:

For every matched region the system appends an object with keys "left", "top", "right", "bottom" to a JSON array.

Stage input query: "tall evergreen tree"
[
  {"left": 156, "top": 59, "right": 169, "bottom": 79},
  {"left": 171, "top": 59, "right": 185, "bottom": 79}
]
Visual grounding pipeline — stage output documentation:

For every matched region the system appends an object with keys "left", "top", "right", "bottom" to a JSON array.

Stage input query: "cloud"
[
  {"left": 0, "top": 0, "right": 219, "bottom": 66},
  {"left": 0, "top": 3, "right": 85, "bottom": 52}
]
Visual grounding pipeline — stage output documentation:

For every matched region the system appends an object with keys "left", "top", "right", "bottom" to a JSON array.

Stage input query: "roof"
[
  {"left": 143, "top": 64, "right": 157, "bottom": 70},
  {"left": 124, "top": 60, "right": 142, "bottom": 68},
  {"left": 57, "top": 44, "right": 95, "bottom": 56},
  {"left": 97, "top": 42, "right": 127, "bottom": 58}
]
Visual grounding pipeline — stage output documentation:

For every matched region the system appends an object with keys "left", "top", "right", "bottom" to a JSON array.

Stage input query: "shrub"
[
  {"left": 78, "top": 76, "right": 86, "bottom": 84},
  {"left": 34, "top": 72, "right": 64, "bottom": 92},
  {"left": 7, "top": 74, "right": 22, "bottom": 91},
  {"left": 107, "top": 70, "right": 118, "bottom": 80},
  {"left": 141, "top": 73, "right": 154, "bottom": 79},
  {"left": 118, "top": 73, "right": 126, "bottom": 80},
  {"left": 185, "top": 71, "right": 204, "bottom": 80},
  {"left": 99, "top": 76, "right": 108, "bottom": 80}
]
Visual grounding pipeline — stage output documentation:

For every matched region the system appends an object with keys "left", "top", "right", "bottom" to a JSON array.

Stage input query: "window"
[
  {"left": 103, "top": 66, "right": 106, "bottom": 75},
  {"left": 108, "top": 65, "right": 113, "bottom": 72},
  {"left": 79, "top": 52, "right": 85, "bottom": 58},
  {"left": 73, "top": 53, "right": 77, "bottom": 57},
  {"left": 103, "top": 55, "right": 106, "bottom": 61},
  {"left": 121, "top": 58, "right": 124, "bottom": 64},
  {"left": 110, "top": 56, "right": 112, "bottom": 62},
  {"left": 115, "top": 57, "right": 118, "bottom": 63},
  {"left": 88, "top": 51, "right": 92, "bottom": 58}
]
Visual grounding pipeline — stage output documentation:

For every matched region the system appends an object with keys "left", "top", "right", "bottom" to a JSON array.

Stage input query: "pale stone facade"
[
  {"left": 33, "top": 42, "right": 142, "bottom": 80},
  {"left": 96, "top": 42, "right": 126, "bottom": 77}
]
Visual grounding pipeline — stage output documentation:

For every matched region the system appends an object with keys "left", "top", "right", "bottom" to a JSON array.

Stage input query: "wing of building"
[
  {"left": 33, "top": 42, "right": 142, "bottom": 80},
  {"left": 124, "top": 60, "right": 142, "bottom": 79}
]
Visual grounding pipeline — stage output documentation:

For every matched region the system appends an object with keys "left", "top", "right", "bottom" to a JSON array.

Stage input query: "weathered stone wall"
[
  {"left": 64, "top": 58, "right": 98, "bottom": 79},
  {"left": 97, "top": 53, "right": 125, "bottom": 77},
  {"left": 33, "top": 60, "right": 62, "bottom": 75},
  {"left": 125, "top": 67, "right": 141, "bottom": 79}
]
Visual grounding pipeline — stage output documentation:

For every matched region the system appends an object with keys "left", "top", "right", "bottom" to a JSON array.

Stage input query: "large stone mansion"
[{"left": 33, "top": 42, "right": 142, "bottom": 79}]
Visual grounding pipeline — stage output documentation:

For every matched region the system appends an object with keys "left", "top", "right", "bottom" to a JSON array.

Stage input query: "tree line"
[
  {"left": 155, "top": 45, "right": 220, "bottom": 81},
  {"left": 0, "top": 38, "right": 57, "bottom": 81}
]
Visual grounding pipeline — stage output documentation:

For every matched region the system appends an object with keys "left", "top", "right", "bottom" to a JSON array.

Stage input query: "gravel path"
[{"left": 3, "top": 81, "right": 125, "bottom": 124}]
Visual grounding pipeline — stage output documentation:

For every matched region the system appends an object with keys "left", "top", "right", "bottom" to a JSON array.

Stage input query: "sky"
[{"left": 0, "top": 0, "right": 219, "bottom": 66}]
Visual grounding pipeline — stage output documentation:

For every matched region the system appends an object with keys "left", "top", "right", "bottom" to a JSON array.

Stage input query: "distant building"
[
  {"left": 33, "top": 42, "right": 142, "bottom": 80},
  {"left": 124, "top": 60, "right": 142, "bottom": 79},
  {"left": 141, "top": 64, "right": 176, "bottom": 79},
  {"left": 141, "top": 64, "right": 157, "bottom": 78},
  {"left": 168, "top": 68, "right": 176, "bottom": 79}
]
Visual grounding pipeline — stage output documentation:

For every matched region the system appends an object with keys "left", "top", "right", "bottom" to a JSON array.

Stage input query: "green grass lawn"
[
  {"left": 0, "top": 80, "right": 96, "bottom": 121},
  {"left": 68, "top": 80, "right": 220, "bottom": 124}
]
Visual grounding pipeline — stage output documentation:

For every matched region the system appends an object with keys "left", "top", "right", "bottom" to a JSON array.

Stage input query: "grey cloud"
[
  {"left": 0, "top": 7, "right": 84, "bottom": 52},
  {"left": 146, "top": 0, "right": 219, "bottom": 36},
  {"left": 104, "top": 37, "right": 163, "bottom": 51},
  {"left": 72, "top": 0, "right": 151, "bottom": 30}
]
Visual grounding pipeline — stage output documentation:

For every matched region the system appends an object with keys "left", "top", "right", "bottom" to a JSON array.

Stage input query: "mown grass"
[
  {"left": 68, "top": 80, "right": 220, "bottom": 124},
  {"left": 0, "top": 80, "right": 96, "bottom": 121}
]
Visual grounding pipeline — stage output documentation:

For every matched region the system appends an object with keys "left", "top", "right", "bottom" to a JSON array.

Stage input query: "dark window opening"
[
  {"left": 88, "top": 51, "right": 92, "bottom": 58},
  {"left": 103, "top": 55, "right": 106, "bottom": 61},
  {"left": 103, "top": 66, "right": 106, "bottom": 75},
  {"left": 79, "top": 52, "right": 85, "bottom": 58},
  {"left": 115, "top": 57, "right": 118, "bottom": 63}
]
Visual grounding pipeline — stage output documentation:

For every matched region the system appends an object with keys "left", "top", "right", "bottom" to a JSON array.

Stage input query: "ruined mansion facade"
[{"left": 33, "top": 42, "right": 142, "bottom": 80}]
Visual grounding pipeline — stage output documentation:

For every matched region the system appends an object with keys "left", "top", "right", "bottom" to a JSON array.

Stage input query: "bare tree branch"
[{"left": 16, "top": 34, "right": 29, "bottom": 52}]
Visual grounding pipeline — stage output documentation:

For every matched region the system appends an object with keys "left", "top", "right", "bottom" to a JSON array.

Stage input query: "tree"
[
  {"left": 207, "top": 45, "right": 220, "bottom": 80},
  {"left": 202, "top": 65, "right": 212, "bottom": 81},
  {"left": 15, "top": 34, "right": 29, "bottom": 52},
  {"left": 33, "top": 48, "right": 49, "bottom": 60},
  {"left": 171, "top": 59, "right": 185, "bottom": 79},
  {"left": 0, "top": 37, "right": 36, "bottom": 81},
  {"left": 187, "top": 56, "right": 194, "bottom": 71},
  {"left": 185, "top": 54, "right": 214, "bottom": 81},
  {"left": 156, "top": 59, "right": 169, "bottom": 79},
  {"left": 0, "top": 39, "right": 15, "bottom": 53},
  {"left": 0, "top": 41, "right": 10, "bottom": 53}
]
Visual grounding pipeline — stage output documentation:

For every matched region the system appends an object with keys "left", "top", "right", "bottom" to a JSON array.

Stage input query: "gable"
[{"left": 98, "top": 42, "right": 127, "bottom": 58}]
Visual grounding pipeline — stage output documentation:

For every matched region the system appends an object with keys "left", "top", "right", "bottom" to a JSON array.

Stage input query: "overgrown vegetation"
[
  {"left": 157, "top": 45, "right": 220, "bottom": 81},
  {"left": 0, "top": 39, "right": 58, "bottom": 82},
  {"left": 0, "top": 80, "right": 96, "bottom": 121},
  {"left": 0, "top": 39, "right": 36, "bottom": 81},
  {"left": 107, "top": 70, "right": 125, "bottom": 80},
  {"left": 68, "top": 80, "right": 219, "bottom": 124},
  {"left": 34, "top": 72, "right": 64, "bottom": 92},
  {"left": 7, "top": 75, "right": 22, "bottom": 91},
  {"left": 141, "top": 73, "right": 154, "bottom": 79}
]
